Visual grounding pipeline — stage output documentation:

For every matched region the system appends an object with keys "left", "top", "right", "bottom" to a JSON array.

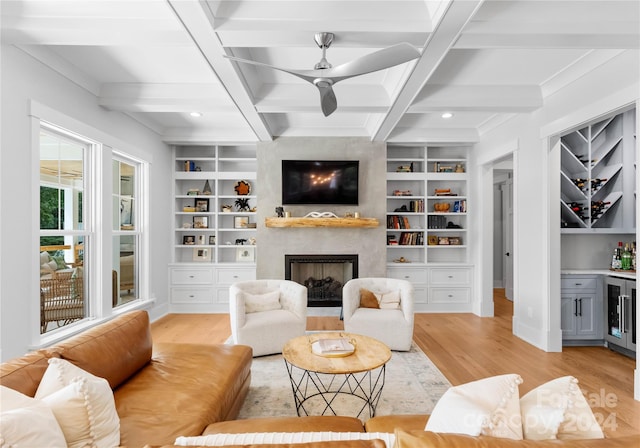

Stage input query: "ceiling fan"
[{"left": 225, "top": 32, "right": 420, "bottom": 117}]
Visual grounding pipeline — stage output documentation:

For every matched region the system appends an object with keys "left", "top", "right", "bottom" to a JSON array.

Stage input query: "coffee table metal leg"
[{"left": 284, "top": 360, "right": 386, "bottom": 419}]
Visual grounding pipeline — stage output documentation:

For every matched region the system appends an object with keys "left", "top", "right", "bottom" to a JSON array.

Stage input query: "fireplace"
[{"left": 285, "top": 255, "right": 358, "bottom": 307}]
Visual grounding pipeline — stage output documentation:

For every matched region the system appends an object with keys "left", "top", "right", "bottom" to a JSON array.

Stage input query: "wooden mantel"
[{"left": 265, "top": 217, "right": 379, "bottom": 228}]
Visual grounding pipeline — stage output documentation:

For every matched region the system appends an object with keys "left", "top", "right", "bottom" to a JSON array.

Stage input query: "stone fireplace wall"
[{"left": 256, "top": 137, "right": 386, "bottom": 279}]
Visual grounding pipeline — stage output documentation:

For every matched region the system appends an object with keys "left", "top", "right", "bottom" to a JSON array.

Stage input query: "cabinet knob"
[
  {"left": 448, "top": 275, "right": 453, "bottom": 279},
  {"left": 448, "top": 294, "right": 453, "bottom": 298},
  {"left": 574, "top": 283, "right": 582, "bottom": 286},
  {"left": 189, "top": 275, "right": 195, "bottom": 278},
  {"left": 189, "top": 295, "right": 195, "bottom": 298},
  {"left": 233, "top": 275, "right": 239, "bottom": 278},
  {"left": 404, "top": 275, "right": 410, "bottom": 279}
]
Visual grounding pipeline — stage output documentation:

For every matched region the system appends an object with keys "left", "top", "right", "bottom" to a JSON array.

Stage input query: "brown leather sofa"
[
  {"left": 155, "top": 415, "right": 640, "bottom": 447},
  {"left": 0, "top": 310, "right": 252, "bottom": 447}
]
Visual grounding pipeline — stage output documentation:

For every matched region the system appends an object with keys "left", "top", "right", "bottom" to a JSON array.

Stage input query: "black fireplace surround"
[{"left": 285, "top": 254, "right": 358, "bottom": 307}]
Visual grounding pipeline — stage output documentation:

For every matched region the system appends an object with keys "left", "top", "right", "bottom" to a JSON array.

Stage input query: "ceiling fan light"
[{"left": 441, "top": 112, "right": 454, "bottom": 119}]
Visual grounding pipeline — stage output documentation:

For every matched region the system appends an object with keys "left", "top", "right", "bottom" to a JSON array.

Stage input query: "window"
[
  {"left": 112, "top": 157, "right": 141, "bottom": 307},
  {"left": 39, "top": 127, "right": 91, "bottom": 334}
]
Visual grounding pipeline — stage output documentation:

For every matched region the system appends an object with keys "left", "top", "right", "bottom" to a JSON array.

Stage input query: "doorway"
[{"left": 493, "top": 156, "right": 514, "bottom": 301}]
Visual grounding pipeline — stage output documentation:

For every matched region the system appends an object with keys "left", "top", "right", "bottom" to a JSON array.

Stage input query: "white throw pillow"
[
  {"left": 371, "top": 290, "right": 401, "bottom": 309},
  {"left": 0, "top": 385, "right": 67, "bottom": 448},
  {"left": 243, "top": 290, "right": 282, "bottom": 313},
  {"left": 425, "top": 373, "right": 524, "bottom": 440},
  {"left": 520, "top": 376, "right": 604, "bottom": 440},
  {"left": 35, "top": 358, "right": 121, "bottom": 448}
]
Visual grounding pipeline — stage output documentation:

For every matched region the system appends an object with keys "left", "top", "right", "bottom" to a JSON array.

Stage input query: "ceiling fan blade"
[
  {"left": 323, "top": 43, "right": 420, "bottom": 82},
  {"left": 316, "top": 82, "right": 337, "bottom": 117},
  {"left": 224, "top": 55, "right": 318, "bottom": 84}
]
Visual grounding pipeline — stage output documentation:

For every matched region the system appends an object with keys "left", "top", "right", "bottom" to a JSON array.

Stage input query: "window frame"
[{"left": 33, "top": 114, "right": 151, "bottom": 349}]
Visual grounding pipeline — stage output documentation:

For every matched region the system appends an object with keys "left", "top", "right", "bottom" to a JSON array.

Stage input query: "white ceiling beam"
[
  {"left": 253, "top": 83, "right": 390, "bottom": 114},
  {"left": 162, "top": 127, "right": 259, "bottom": 145},
  {"left": 454, "top": 33, "right": 640, "bottom": 50},
  {"left": 387, "top": 127, "right": 479, "bottom": 143},
  {"left": 98, "top": 83, "right": 238, "bottom": 113},
  {"left": 409, "top": 85, "right": 542, "bottom": 113},
  {"left": 372, "top": 0, "right": 485, "bottom": 142},
  {"left": 168, "top": 0, "right": 273, "bottom": 141},
  {"left": 16, "top": 45, "right": 101, "bottom": 95},
  {"left": 217, "top": 30, "right": 428, "bottom": 48}
]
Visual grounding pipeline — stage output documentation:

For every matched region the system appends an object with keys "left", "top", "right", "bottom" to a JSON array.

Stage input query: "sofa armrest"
[{"left": 364, "top": 415, "right": 429, "bottom": 433}]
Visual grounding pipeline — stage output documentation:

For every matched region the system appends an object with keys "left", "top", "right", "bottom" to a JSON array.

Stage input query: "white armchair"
[
  {"left": 229, "top": 279, "right": 308, "bottom": 357},
  {"left": 342, "top": 277, "right": 414, "bottom": 351}
]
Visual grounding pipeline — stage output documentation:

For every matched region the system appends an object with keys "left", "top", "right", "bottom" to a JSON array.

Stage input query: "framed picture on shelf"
[
  {"left": 236, "top": 247, "right": 255, "bottom": 262},
  {"left": 448, "top": 237, "right": 462, "bottom": 245},
  {"left": 196, "top": 235, "right": 206, "bottom": 245},
  {"left": 194, "top": 198, "right": 209, "bottom": 212},
  {"left": 193, "top": 248, "right": 211, "bottom": 262},
  {"left": 209, "top": 235, "right": 216, "bottom": 245},
  {"left": 234, "top": 216, "right": 249, "bottom": 229},
  {"left": 438, "top": 237, "right": 450, "bottom": 245},
  {"left": 427, "top": 235, "right": 438, "bottom": 246},
  {"left": 193, "top": 216, "right": 208, "bottom": 229},
  {"left": 183, "top": 235, "right": 195, "bottom": 245}
]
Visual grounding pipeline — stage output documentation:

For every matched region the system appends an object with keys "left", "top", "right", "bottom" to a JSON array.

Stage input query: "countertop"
[{"left": 561, "top": 269, "right": 636, "bottom": 281}]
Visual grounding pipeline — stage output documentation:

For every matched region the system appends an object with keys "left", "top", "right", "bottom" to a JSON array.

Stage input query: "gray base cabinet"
[{"left": 561, "top": 275, "right": 603, "bottom": 344}]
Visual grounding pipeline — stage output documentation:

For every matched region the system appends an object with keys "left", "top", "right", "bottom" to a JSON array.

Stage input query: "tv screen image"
[{"left": 282, "top": 160, "right": 359, "bottom": 205}]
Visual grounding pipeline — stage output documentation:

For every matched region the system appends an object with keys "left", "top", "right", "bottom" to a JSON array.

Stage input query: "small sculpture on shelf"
[
  {"left": 275, "top": 206, "right": 284, "bottom": 217},
  {"left": 202, "top": 180, "right": 212, "bottom": 195}
]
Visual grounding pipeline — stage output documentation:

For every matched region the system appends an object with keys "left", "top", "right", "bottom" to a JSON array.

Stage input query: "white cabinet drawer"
[
  {"left": 429, "top": 288, "right": 470, "bottom": 304},
  {"left": 429, "top": 268, "right": 471, "bottom": 285},
  {"left": 216, "top": 268, "right": 256, "bottom": 285},
  {"left": 561, "top": 277, "right": 598, "bottom": 291},
  {"left": 170, "top": 267, "right": 214, "bottom": 284},
  {"left": 413, "top": 287, "right": 428, "bottom": 304},
  {"left": 171, "top": 287, "right": 214, "bottom": 304},
  {"left": 216, "top": 288, "right": 230, "bottom": 304},
  {"left": 386, "top": 267, "right": 427, "bottom": 284}
]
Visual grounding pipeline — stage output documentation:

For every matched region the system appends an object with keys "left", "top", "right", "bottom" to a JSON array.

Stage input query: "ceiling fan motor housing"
[{"left": 314, "top": 32, "right": 334, "bottom": 70}]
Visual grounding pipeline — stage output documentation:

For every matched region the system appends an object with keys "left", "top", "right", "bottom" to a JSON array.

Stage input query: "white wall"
[
  {"left": 474, "top": 50, "right": 639, "bottom": 353},
  {"left": 0, "top": 46, "right": 173, "bottom": 361}
]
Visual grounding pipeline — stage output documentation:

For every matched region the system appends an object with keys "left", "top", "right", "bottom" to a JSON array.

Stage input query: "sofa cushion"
[
  {"left": 0, "top": 349, "right": 55, "bottom": 397},
  {"left": 48, "top": 310, "right": 153, "bottom": 389},
  {"left": 176, "top": 440, "right": 387, "bottom": 448},
  {"left": 175, "top": 432, "right": 393, "bottom": 447},
  {"left": 0, "top": 385, "right": 67, "bottom": 447},
  {"left": 520, "top": 376, "right": 604, "bottom": 440},
  {"left": 364, "top": 415, "right": 429, "bottom": 433},
  {"left": 425, "top": 373, "right": 523, "bottom": 439},
  {"left": 114, "top": 342, "right": 253, "bottom": 447},
  {"left": 35, "top": 358, "right": 120, "bottom": 448},
  {"left": 393, "top": 429, "right": 640, "bottom": 448},
  {"left": 203, "top": 416, "right": 365, "bottom": 435}
]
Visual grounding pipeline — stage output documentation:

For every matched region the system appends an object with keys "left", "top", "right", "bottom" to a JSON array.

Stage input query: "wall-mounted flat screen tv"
[{"left": 282, "top": 160, "right": 359, "bottom": 205}]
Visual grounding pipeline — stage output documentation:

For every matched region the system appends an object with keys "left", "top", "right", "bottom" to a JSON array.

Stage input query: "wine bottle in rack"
[
  {"left": 566, "top": 201, "right": 587, "bottom": 219},
  {"left": 571, "top": 178, "right": 588, "bottom": 190},
  {"left": 590, "top": 178, "right": 607, "bottom": 191},
  {"left": 575, "top": 155, "right": 597, "bottom": 165},
  {"left": 590, "top": 200, "right": 611, "bottom": 219}
]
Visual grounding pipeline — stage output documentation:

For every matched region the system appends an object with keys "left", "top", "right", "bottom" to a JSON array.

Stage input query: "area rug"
[{"left": 235, "top": 340, "right": 451, "bottom": 421}]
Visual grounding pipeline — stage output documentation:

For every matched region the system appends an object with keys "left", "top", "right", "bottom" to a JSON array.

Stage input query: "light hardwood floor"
[{"left": 151, "top": 289, "right": 640, "bottom": 438}]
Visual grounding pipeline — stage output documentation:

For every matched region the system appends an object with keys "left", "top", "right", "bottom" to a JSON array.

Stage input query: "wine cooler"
[{"left": 605, "top": 277, "right": 636, "bottom": 358}]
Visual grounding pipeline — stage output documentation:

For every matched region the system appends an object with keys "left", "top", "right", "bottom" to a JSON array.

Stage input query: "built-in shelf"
[{"left": 265, "top": 217, "right": 379, "bottom": 228}]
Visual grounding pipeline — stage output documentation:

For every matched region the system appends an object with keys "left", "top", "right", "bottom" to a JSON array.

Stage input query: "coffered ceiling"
[{"left": 2, "top": 1, "right": 638, "bottom": 144}]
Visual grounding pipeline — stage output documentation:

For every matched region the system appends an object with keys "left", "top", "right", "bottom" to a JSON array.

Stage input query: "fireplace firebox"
[{"left": 285, "top": 255, "right": 358, "bottom": 307}]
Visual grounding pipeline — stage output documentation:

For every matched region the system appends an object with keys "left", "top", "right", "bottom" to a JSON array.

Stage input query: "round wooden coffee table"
[{"left": 282, "top": 332, "right": 391, "bottom": 419}]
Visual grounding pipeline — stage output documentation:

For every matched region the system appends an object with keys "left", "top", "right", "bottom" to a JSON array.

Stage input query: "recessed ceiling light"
[
  {"left": 441, "top": 112, "right": 453, "bottom": 119},
  {"left": 189, "top": 112, "right": 202, "bottom": 118}
]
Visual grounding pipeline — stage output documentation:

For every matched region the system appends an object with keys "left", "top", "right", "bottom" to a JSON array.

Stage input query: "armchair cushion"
[
  {"left": 359, "top": 289, "right": 380, "bottom": 309},
  {"left": 244, "top": 290, "right": 282, "bottom": 314}
]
